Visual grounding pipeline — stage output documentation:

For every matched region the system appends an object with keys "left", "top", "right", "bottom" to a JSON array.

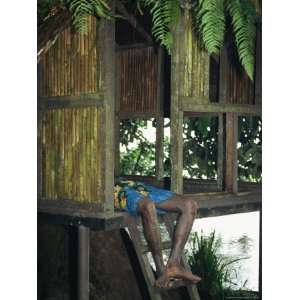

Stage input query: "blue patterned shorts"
[{"left": 124, "top": 184, "right": 175, "bottom": 216}]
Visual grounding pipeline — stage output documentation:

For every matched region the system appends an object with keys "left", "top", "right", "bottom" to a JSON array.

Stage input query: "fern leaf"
[
  {"left": 142, "top": 0, "right": 180, "bottom": 54},
  {"left": 193, "top": 0, "right": 226, "bottom": 54},
  {"left": 68, "top": 0, "right": 111, "bottom": 34},
  {"left": 225, "top": 0, "right": 256, "bottom": 80}
]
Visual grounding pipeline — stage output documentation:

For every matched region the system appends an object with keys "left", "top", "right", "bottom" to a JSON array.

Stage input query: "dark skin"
[{"left": 137, "top": 194, "right": 201, "bottom": 288}]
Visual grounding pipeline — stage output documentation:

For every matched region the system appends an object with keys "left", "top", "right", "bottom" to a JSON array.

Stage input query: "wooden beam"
[
  {"left": 114, "top": 51, "right": 121, "bottom": 177},
  {"left": 255, "top": 24, "right": 262, "bottom": 105},
  {"left": 118, "top": 111, "right": 157, "bottom": 119},
  {"left": 181, "top": 98, "right": 262, "bottom": 115},
  {"left": 115, "top": 0, "right": 152, "bottom": 43},
  {"left": 37, "top": 109, "right": 43, "bottom": 199},
  {"left": 97, "top": 1, "right": 116, "bottom": 215},
  {"left": 217, "top": 113, "right": 225, "bottom": 191},
  {"left": 38, "top": 94, "right": 104, "bottom": 110},
  {"left": 170, "top": 10, "right": 184, "bottom": 194},
  {"left": 224, "top": 113, "right": 238, "bottom": 193},
  {"left": 116, "top": 42, "right": 153, "bottom": 50},
  {"left": 155, "top": 47, "right": 165, "bottom": 181},
  {"left": 219, "top": 45, "right": 229, "bottom": 103}
]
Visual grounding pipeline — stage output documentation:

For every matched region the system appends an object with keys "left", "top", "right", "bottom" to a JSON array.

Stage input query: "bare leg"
[
  {"left": 154, "top": 195, "right": 201, "bottom": 288},
  {"left": 137, "top": 199, "right": 165, "bottom": 276}
]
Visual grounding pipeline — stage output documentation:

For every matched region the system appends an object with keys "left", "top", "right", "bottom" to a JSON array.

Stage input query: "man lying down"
[{"left": 114, "top": 179, "right": 201, "bottom": 289}]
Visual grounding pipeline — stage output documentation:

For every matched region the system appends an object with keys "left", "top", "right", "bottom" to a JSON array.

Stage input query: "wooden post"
[
  {"left": 217, "top": 113, "right": 225, "bottom": 191},
  {"left": 156, "top": 47, "right": 164, "bottom": 181},
  {"left": 224, "top": 112, "right": 238, "bottom": 194},
  {"left": 115, "top": 51, "right": 121, "bottom": 177},
  {"left": 97, "top": 0, "right": 116, "bottom": 214},
  {"left": 259, "top": 207, "right": 262, "bottom": 299},
  {"left": 255, "top": 22, "right": 262, "bottom": 105},
  {"left": 37, "top": 108, "right": 43, "bottom": 199},
  {"left": 219, "top": 44, "right": 229, "bottom": 104},
  {"left": 77, "top": 225, "right": 90, "bottom": 300},
  {"left": 170, "top": 10, "right": 185, "bottom": 194}
]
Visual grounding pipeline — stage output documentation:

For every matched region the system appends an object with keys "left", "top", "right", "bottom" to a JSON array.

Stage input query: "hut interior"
[{"left": 37, "top": 1, "right": 262, "bottom": 300}]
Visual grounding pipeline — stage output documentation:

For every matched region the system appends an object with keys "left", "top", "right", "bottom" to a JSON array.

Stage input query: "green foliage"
[
  {"left": 183, "top": 117, "right": 218, "bottom": 180},
  {"left": 192, "top": 0, "right": 226, "bottom": 54},
  {"left": 119, "top": 119, "right": 156, "bottom": 176},
  {"left": 225, "top": 0, "right": 257, "bottom": 80},
  {"left": 68, "top": 0, "right": 112, "bottom": 33},
  {"left": 187, "top": 231, "right": 251, "bottom": 300},
  {"left": 238, "top": 116, "right": 262, "bottom": 182},
  {"left": 142, "top": 0, "right": 180, "bottom": 54},
  {"left": 38, "top": 0, "right": 258, "bottom": 78},
  {"left": 119, "top": 117, "right": 262, "bottom": 182}
]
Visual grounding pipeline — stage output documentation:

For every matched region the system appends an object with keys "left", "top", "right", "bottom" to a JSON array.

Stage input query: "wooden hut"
[{"left": 37, "top": 1, "right": 262, "bottom": 299}]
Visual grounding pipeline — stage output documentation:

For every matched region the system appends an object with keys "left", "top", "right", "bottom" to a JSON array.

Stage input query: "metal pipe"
[{"left": 78, "top": 225, "right": 90, "bottom": 300}]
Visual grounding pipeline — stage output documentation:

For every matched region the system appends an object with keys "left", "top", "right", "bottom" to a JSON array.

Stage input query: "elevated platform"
[{"left": 38, "top": 187, "right": 261, "bottom": 229}]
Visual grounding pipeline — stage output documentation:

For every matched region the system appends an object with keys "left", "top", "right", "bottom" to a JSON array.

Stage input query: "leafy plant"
[
  {"left": 142, "top": 0, "right": 180, "bottom": 53},
  {"left": 238, "top": 116, "right": 262, "bottom": 182},
  {"left": 187, "top": 231, "right": 250, "bottom": 300},
  {"left": 192, "top": 0, "right": 226, "bottom": 54},
  {"left": 69, "top": 0, "right": 113, "bottom": 33},
  {"left": 225, "top": 0, "right": 257, "bottom": 80},
  {"left": 38, "top": 0, "right": 259, "bottom": 79}
]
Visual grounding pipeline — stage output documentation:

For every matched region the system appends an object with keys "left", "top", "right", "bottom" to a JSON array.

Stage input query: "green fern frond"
[
  {"left": 193, "top": 0, "right": 226, "bottom": 54},
  {"left": 225, "top": 0, "right": 256, "bottom": 80},
  {"left": 68, "top": 0, "right": 111, "bottom": 34},
  {"left": 143, "top": 0, "right": 180, "bottom": 54}
]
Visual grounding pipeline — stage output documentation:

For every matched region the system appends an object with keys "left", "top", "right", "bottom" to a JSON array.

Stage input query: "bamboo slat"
[
  {"left": 38, "top": 16, "right": 98, "bottom": 97},
  {"left": 41, "top": 107, "right": 103, "bottom": 203},
  {"left": 119, "top": 46, "right": 158, "bottom": 114},
  {"left": 181, "top": 10, "right": 210, "bottom": 103}
]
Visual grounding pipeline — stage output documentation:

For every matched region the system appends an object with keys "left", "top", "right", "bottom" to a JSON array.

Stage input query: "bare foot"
[{"left": 155, "top": 262, "right": 201, "bottom": 288}]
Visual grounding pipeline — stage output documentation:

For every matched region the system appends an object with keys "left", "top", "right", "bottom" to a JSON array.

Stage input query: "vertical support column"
[
  {"left": 97, "top": 0, "right": 116, "bottom": 214},
  {"left": 255, "top": 22, "right": 262, "bottom": 105},
  {"left": 259, "top": 207, "right": 262, "bottom": 299},
  {"left": 170, "top": 9, "right": 185, "bottom": 194},
  {"left": 219, "top": 44, "right": 229, "bottom": 104},
  {"left": 156, "top": 46, "right": 165, "bottom": 181},
  {"left": 225, "top": 112, "right": 238, "bottom": 194},
  {"left": 78, "top": 225, "right": 90, "bottom": 300},
  {"left": 217, "top": 113, "right": 225, "bottom": 191},
  {"left": 37, "top": 108, "right": 43, "bottom": 199},
  {"left": 115, "top": 50, "right": 121, "bottom": 178}
]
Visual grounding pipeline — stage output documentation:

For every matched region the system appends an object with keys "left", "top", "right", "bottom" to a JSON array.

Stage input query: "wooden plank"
[
  {"left": 38, "top": 94, "right": 104, "bottom": 110},
  {"left": 115, "top": 51, "right": 121, "bottom": 177},
  {"left": 162, "top": 214, "right": 201, "bottom": 300},
  {"left": 170, "top": 10, "right": 184, "bottom": 194},
  {"left": 118, "top": 111, "right": 158, "bottom": 119},
  {"left": 125, "top": 216, "right": 163, "bottom": 300},
  {"left": 255, "top": 23, "right": 262, "bottom": 105},
  {"left": 116, "top": 42, "right": 154, "bottom": 51},
  {"left": 37, "top": 109, "right": 44, "bottom": 199},
  {"left": 37, "top": 198, "right": 124, "bottom": 230},
  {"left": 155, "top": 46, "right": 165, "bottom": 181},
  {"left": 217, "top": 113, "right": 225, "bottom": 191},
  {"left": 219, "top": 45, "right": 229, "bottom": 103},
  {"left": 225, "top": 113, "right": 238, "bottom": 193},
  {"left": 97, "top": 1, "right": 116, "bottom": 215},
  {"left": 181, "top": 98, "right": 262, "bottom": 115}
]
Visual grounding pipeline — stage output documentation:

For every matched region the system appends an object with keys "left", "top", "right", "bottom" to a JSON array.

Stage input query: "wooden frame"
[{"left": 97, "top": 5, "right": 116, "bottom": 215}]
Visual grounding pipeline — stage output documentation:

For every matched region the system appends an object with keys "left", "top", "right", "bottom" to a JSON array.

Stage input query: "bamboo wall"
[
  {"left": 38, "top": 16, "right": 98, "bottom": 97},
  {"left": 224, "top": 44, "right": 255, "bottom": 104},
  {"left": 182, "top": 11, "right": 210, "bottom": 100},
  {"left": 40, "top": 107, "right": 103, "bottom": 203},
  {"left": 119, "top": 46, "right": 158, "bottom": 114}
]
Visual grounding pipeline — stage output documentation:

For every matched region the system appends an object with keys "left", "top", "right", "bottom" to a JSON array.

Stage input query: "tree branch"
[{"left": 116, "top": 0, "right": 153, "bottom": 43}]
